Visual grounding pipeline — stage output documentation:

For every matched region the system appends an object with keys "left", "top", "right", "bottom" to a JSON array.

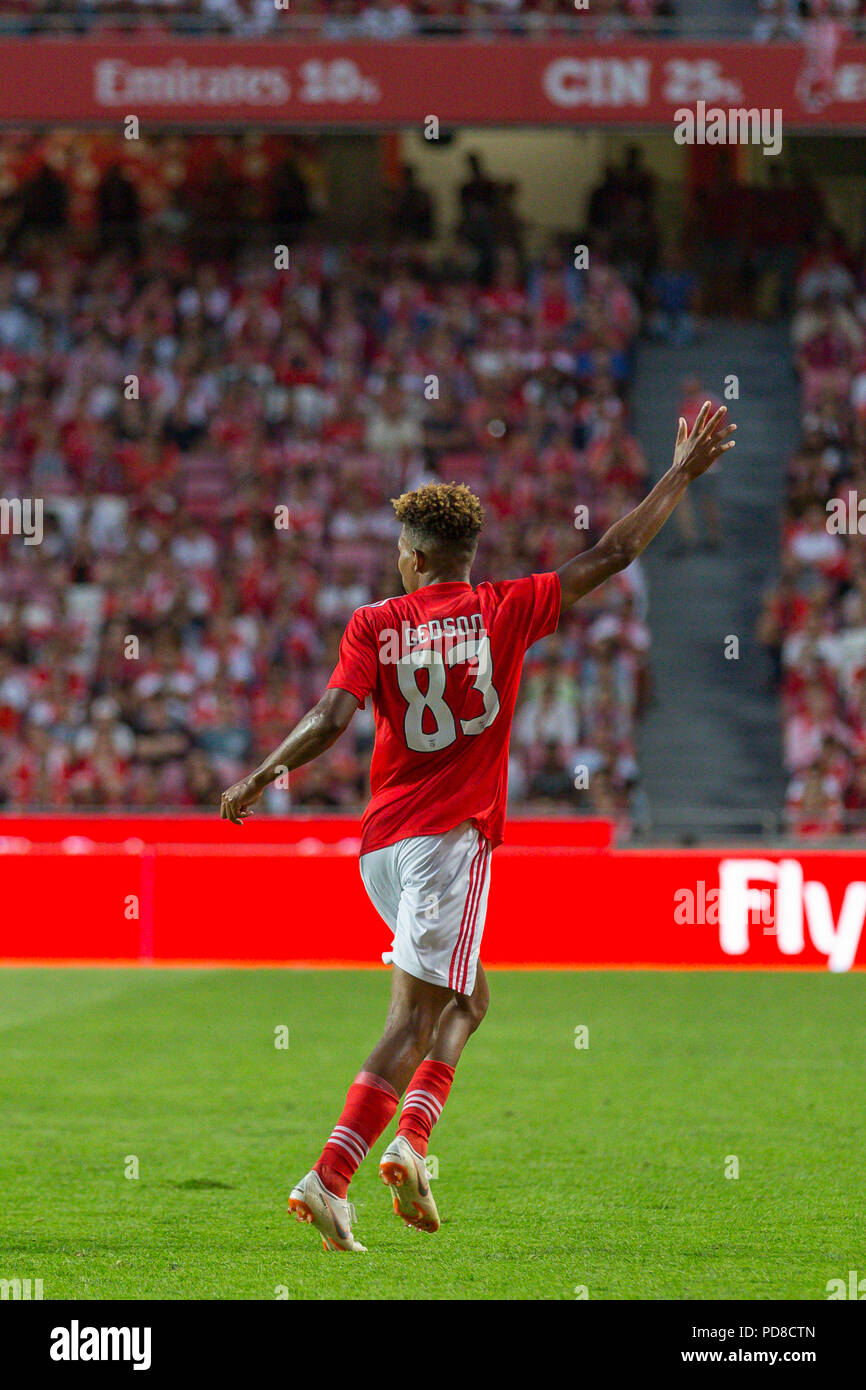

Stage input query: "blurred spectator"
[
  {"left": 586, "top": 145, "right": 659, "bottom": 298},
  {"left": 786, "top": 762, "right": 844, "bottom": 837},
  {"left": 527, "top": 741, "right": 577, "bottom": 804},
  {"left": 648, "top": 243, "right": 698, "bottom": 347},
  {"left": 671, "top": 377, "right": 724, "bottom": 553},
  {"left": 356, "top": 0, "right": 414, "bottom": 37},
  {"left": 388, "top": 165, "right": 436, "bottom": 244},
  {"left": 753, "top": 0, "right": 803, "bottom": 42}
]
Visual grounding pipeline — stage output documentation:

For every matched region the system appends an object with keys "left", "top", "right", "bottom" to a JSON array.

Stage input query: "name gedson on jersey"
[{"left": 378, "top": 614, "right": 486, "bottom": 664}]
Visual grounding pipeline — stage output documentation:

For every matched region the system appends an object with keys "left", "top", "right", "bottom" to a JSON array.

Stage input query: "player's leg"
[
  {"left": 360, "top": 964, "right": 453, "bottom": 1094},
  {"left": 379, "top": 827, "right": 492, "bottom": 1230},
  {"left": 311, "top": 965, "right": 448, "bottom": 1191},
  {"left": 311, "top": 964, "right": 450, "bottom": 1198},
  {"left": 427, "top": 960, "right": 489, "bottom": 1068},
  {"left": 378, "top": 966, "right": 489, "bottom": 1233},
  {"left": 386, "top": 962, "right": 488, "bottom": 1169},
  {"left": 288, "top": 965, "right": 452, "bottom": 1251},
  {"left": 391, "top": 824, "right": 491, "bottom": 1150},
  {"left": 290, "top": 824, "right": 490, "bottom": 1247}
]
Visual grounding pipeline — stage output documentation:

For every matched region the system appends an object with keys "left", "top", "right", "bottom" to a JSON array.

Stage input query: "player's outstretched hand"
[
  {"left": 673, "top": 401, "right": 736, "bottom": 481},
  {"left": 220, "top": 776, "right": 264, "bottom": 825}
]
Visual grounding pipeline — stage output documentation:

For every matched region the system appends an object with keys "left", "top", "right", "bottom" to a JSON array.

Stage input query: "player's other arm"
[
  {"left": 219, "top": 687, "right": 359, "bottom": 825},
  {"left": 557, "top": 402, "right": 736, "bottom": 612}
]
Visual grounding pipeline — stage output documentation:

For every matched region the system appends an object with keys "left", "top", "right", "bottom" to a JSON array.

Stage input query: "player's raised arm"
[
  {"left": 557, "top": 402, "right": 736, "bottom": 612},
  {"left": 219, "top": 686, "right": 359, "bottom": 825}
]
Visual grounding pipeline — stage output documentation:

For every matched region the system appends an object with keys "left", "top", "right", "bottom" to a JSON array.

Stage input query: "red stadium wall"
[{"left": 2, "top": 818, "right": 866, "bottom": 971}]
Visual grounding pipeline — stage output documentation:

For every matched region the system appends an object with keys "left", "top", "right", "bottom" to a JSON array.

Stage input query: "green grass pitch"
[{"left": 1, "top": 967, "right": 863, "bottom": 1300}]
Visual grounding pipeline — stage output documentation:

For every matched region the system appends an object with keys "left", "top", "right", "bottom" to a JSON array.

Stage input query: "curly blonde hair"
[{"left": 391, "top": 482, "right": 484, "bottom": 553}]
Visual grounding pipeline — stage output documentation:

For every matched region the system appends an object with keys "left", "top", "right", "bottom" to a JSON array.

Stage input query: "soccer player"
[{"left": 220, "top": 402, "right": 735, "bottom": 1251}]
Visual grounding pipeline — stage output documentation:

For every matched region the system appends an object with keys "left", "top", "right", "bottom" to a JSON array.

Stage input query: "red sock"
[
  {"left": 315, "top": 1070, "right": 398, "bottom": 1198},
  {"left": 397, "top": 1060, "right": 455, "bottom": 1157}
]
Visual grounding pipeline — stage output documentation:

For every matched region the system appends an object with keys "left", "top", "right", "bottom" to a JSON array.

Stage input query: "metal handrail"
[{"left": 630, "top": 806, "right": 866, "bottom": 844}]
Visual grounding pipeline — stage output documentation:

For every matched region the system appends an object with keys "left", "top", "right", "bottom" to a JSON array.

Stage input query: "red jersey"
[{"left": 327, "top": 573, "right": 561, "bottom": 855}]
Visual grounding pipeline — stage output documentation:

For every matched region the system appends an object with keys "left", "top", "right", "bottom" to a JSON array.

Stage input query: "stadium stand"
[
  {"left": 0, "top": 132, "right": 653, "bottom": 832},
  {"left": 5, "top": 0, "right": 866, "bottom": 40},
  {"left": 758, "top": 219, "right": 866, "bottom": 835},
  {"left": 0, "top": 0, "right": 676, "bottom": 38},
  {"left": 753, "top": 1, "right": 864, "bottom": 43}
]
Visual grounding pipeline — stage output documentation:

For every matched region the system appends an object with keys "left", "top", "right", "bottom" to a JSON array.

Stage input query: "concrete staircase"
[{"left": 631, "top": 321, "right": 794, "bottom": 839}]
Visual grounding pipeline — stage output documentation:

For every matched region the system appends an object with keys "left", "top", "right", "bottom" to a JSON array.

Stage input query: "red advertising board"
[
  {"left": 2, "top": 819, "right": 865, "bottom": 970},
  {"left": 0, "top": 814, "right": 613, "bottom": 848},
  {"left": 0, "top": 39, "right": 864, "bottom": 128}
]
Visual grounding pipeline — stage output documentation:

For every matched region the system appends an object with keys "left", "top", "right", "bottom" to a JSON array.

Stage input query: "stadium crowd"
[
  {"left": 758, "top": 220, "right": 866, "bottom": 835},
  {"left": 0, "top": 0, "right": 674, "bottom": 38},
  {"left": 0, "top": 136, "right": 653, "bottom": 829},
  {"left": 754, "top": 0, "right": 866, "bottom": 43},
  {"left": 11, "top": 0, "right": 866, "bottom": 40}
]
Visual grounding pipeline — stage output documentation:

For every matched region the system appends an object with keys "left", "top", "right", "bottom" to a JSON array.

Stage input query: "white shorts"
[{"left": 359, "top": 820, "right": 492, "bottom": 995}]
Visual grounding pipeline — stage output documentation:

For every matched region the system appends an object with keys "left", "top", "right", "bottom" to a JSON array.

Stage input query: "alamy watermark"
[
  {"left": 1, "top": 1277, "right": 43, "bottom": 1300},
  {"left": 674, "top": 101, "right": 782, "bottom": 158},
  {"left": 0, "top": 497, "right": 43, "bottom": 545}
]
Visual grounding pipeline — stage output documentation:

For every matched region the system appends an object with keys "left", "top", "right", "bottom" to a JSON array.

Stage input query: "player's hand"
[
  {"left": 220, "top": 776, "right": 264, "bottom": 825},
  {"left": 673, "top": 401, "right": 736, "bottom": 481}
]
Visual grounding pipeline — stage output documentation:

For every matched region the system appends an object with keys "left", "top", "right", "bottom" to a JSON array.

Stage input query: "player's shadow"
[{"left": 168, "top": 1178, "right": 235, "bottom": 1191}]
